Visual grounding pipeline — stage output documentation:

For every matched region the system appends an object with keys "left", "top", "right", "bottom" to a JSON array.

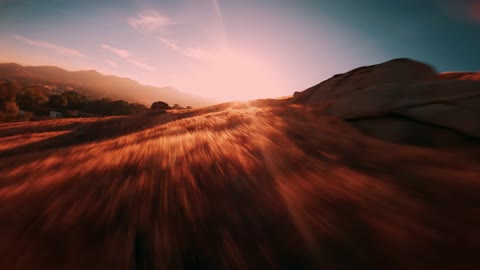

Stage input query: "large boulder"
[
  {"left": 293, "top": 59, "right": 480, "bottom": 146},
  {"left": 292, "top": 58, "right": 437, "bottom": 104},
  {"left": 151, "top": 101, "right": 170, "bottom": 110}
]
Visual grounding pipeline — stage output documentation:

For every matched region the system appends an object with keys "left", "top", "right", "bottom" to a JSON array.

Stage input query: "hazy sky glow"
[{"left": 1, "top": 0, "right": 480, "bottom": 101}]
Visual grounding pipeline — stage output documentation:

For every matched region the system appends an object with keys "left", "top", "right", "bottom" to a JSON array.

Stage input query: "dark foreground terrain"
[{"left": 0, "top": 99, "right": 479, "bottom": 269}]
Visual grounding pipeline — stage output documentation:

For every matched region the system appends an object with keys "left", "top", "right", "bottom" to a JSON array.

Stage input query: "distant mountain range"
[{"left": 0, "top": 63, "right": 214, "bottom": 108}]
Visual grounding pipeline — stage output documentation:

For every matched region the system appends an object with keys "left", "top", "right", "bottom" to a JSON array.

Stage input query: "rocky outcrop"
[
  {"left": 293, "top": 58, "right": 480, "bottom": 146},
  {"left": 151, "top": 101, "right": 170, "bottom": 110},
  {"left": 438, "top": 72, "right": 480, "bottom": 81},
  {"left": 292, "top": 58, "right": 437, "bottom": 105}
]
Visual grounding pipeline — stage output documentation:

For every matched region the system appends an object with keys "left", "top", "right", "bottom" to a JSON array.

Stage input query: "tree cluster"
[
  {"left": 0, "top": 80, "right": 20, "bottom": 121},
  {"left": 0, "top": 80, "right": 147, "bottom": 122}
]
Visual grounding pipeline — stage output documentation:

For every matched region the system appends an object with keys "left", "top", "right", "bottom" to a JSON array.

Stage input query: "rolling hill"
[
  {"left": 1, "top": 59, "right": 479, "bottom": 269},
  {"left": 0, "top": 63, "right": 214, "bottom": 108}
]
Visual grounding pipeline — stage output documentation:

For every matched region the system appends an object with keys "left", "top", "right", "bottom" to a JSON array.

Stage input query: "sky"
[{"left": 1, "top": 0, "right": 480, "bottom": 101}]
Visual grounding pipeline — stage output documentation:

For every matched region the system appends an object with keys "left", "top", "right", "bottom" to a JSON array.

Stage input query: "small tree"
[
  {"left": 49, "top": 94, "right": 68, "bottom": 108},
  {"left": 15, "top": 88, "right": 48, "bottom": 110},
  {"left": 0, "top": 101, "right": 19, "bottom": 120},
  {"left": 61, "top": 91, "right": 87, "bottom": 109},
  {"left": 0, "top": 80, "right": 19, "bottom": 103}
]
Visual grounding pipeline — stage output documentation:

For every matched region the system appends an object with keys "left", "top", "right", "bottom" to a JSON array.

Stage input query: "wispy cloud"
[
  {"left": 157, "top": 38, "right": 211, "bottom": 60},
  {"left": 104, "top": 59, "right": 118, "bottom": 68},
  {"left": 101, "top": 44, "right": 130, "bottom": 58},
  {"left": 437, "top": 0, "right": 480, "bottom": 23},
  {"left": 128, "top": 11, "right": 173, "bottom": 33},
  {"left": 471, "top": 1, "right": 480, "bottom": 22},
  {"left": 101, "top": 44, "right": 155, "bottom": 72},
  {"left": 126, "top": 59, "right": 156, "bottom": 72},
  {"left": 15, "top": 35, "right": 84, "bottom": 57}
]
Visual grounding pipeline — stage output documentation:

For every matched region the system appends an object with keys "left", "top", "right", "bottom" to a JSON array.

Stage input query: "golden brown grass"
[{"left": 0, "top": 100, "right": 479, "bottom": 269}]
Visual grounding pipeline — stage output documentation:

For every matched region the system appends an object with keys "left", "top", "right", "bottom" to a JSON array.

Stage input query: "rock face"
[
  {"left": 438, "top": 72, "right": 480, "bottom": 81},
  {"left": 151, "top": 101, "right": 170, "bottom": 110},
  {"left": 293, "top": 58, "right": 437, "bottom": 105},
  {"left": 293, "top": 58, "right": 480, "bottom": 146}
]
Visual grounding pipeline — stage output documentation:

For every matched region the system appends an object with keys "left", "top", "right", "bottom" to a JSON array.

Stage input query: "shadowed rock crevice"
[{"left": 351, "top": 114, "right": 480, "bottom": 147}]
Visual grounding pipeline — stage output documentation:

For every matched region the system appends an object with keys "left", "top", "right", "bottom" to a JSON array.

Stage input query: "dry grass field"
[{"left": 0, "top": 100, "right": 479, "bottom": 269}]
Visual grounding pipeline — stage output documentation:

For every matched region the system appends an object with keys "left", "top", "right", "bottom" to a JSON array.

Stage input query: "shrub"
[{"left": 1, "top": 101, "right": 19, "bottom": 116}]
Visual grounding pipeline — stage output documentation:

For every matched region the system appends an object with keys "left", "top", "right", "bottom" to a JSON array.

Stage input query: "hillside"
[
  {"left": 0, "top": 63, "right": 214, "bottom": 108},
  {"left": 0, "top": 98, "right": 479, "bottom": 269},
  {"left": 1, "top": 59, "right": 480, "bottom": 269}
]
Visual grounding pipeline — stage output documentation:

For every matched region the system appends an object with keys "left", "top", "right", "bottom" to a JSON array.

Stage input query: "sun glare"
[{"left": 180, "top": 46, "right": 285, "bottom": 101}]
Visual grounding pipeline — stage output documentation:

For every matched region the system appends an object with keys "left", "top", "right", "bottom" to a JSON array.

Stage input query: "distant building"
[{"left": 49, "top": 111, "right": 63, "bottom": 118}]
